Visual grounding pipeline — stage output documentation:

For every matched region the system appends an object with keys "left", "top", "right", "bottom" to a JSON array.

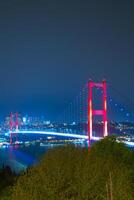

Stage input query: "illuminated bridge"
[
  {"left": 8, "top": 79, "right": 134, "bottom": 147},
  {"left": 9, "top": 130, "right": 88, "bottom": 139},
  {"left": 8, "top": 130, "right": 102, "bottom": 141}
]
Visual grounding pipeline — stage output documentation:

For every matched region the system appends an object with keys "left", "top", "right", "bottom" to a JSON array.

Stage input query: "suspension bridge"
[{"left": 7, "top": 79, "right": 134, "bottom": 147}]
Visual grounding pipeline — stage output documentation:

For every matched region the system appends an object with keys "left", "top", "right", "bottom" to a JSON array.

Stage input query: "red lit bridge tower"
[
  {"left": 88, "top": 79, "right": 108, "bottom": 141},
  {"left": 9, "top": 112, "right": 19, "bottom": 144}
]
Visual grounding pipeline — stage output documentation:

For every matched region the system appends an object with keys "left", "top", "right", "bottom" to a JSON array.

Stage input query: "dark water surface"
[
  {"left": 1, "top": 133, "right": 133, "bottom": 174},
  {"left": 0, "top": 134, "right": 88, "bottom": 173}
]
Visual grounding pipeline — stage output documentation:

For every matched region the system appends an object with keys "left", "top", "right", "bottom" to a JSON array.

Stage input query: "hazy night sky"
[{"left": 0, "top": 0, "right": 134, "bottom": 119}]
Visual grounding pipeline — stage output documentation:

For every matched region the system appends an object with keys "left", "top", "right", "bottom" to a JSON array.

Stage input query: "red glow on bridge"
[{"left": 88, "top": 79, "right": 108, "bottom": 147}]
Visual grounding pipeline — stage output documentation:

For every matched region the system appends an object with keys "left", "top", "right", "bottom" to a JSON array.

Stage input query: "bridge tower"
[
  {"left": 9, "top": 112, "right": 13, "bottom": 144},
  {"left": 9, "top": 112, "right": 19, "bottom": 144},
  {"left": 16, "top": 112, "right": 19, "bottom": 132},
  {"left": 88, "top": 79, "right": 108, "bottom": 141}
]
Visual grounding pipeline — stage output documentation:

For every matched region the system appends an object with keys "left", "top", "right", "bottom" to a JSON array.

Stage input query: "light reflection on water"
[
  {"left": 0, "top": 134, "right": 88, "bottom": 174},
  {"left": 2, "top": 133, "right": 133, "bottom": 174}
]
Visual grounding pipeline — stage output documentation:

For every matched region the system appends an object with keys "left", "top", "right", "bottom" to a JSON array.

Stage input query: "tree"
[{"left": 10, "top": 137, "right": 134, "bottom": 200}]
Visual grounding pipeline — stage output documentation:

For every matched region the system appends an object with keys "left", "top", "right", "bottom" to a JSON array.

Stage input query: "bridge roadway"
[
  {"left": 7, "top": 130, "right": 134, "bottom": 146},
  {"left": 8, "top": 130, "right": 101, "bottom": 141}
]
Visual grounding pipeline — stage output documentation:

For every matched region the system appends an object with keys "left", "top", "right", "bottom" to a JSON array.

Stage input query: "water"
[
  {"left": 0, "top": 134, "right": 87, "bottom": 174},
  {"left": 1, "top": 132, "right": 133, "bottom": 174}
]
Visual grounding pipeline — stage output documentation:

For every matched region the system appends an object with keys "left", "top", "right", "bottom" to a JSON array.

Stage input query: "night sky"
[{"left": 0, "top": 0, "right": 134, "bottom": 119}]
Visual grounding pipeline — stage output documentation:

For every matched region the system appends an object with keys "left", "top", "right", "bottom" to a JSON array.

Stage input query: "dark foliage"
[{"left": 1, "top": 136, "right": 134, "bottom": 200}]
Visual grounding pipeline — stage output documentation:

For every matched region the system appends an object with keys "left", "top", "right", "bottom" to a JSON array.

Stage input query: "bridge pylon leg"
[{"left": 9, "top": 112, "right": 13, "bottom": 145}]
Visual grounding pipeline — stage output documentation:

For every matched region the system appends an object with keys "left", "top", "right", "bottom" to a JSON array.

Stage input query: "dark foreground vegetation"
[{"left": 0, "top": 136, "right": 134, "bottom": 200}]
